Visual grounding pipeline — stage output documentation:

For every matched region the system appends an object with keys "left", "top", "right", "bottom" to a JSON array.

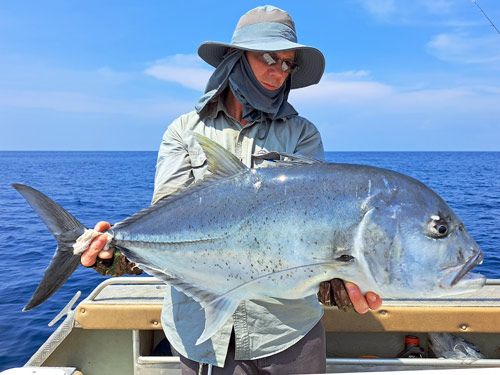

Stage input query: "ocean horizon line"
[{"left": 1, "top": 150, "right": 499, "bottom": 153}]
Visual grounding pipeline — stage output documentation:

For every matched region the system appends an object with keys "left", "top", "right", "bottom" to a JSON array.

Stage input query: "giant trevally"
[{"left": 13, "top": 134, "right": 485, "bottom": 345}]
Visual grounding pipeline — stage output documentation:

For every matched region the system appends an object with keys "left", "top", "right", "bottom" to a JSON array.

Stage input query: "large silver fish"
[{"left": 13, "top": 134, "right": 485, "bottom": 344}]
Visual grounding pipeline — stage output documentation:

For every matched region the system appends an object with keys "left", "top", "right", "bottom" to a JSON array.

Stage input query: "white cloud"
[
  {"left": 145, "top": 54, "right": 213, "bottom": 91},
  {"left": 354, "top": 0, "right": 479, "bottom": 27},
  {"left": 427, "top": 33, "right": 500, "bottom": 64},
  {"left": 291, "top": 72, "right": 393, "bottom": 104},
  {"left": 289, "top": 71, "right": 500, "bottom": 151},
  {"left": 0, "top": 58, "right": 200, "bottom": 118},
  {"left": 355, "top": 0, "right": 453, "bottom": 18},
  {"left": 356, "top": 0, "right": 396, "bottom": 18},
  {"left": 290, "top": 70, "right": 500, "bottom": 116},
  {"left": 0, "top": 89, "right": 193, "bottom": 118},
  {"left": 421, "top": 0, "right": 453, "bottom": 15}
]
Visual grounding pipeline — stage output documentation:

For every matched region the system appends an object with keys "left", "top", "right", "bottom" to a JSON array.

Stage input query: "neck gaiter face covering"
[{"left": 196, "top": 49, "right": 297, "bottom": 122}]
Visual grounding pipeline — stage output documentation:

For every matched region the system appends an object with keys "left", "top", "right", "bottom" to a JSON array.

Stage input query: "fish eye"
[{"left": 428, "top": 218, "right": 449, "bottom": 238}]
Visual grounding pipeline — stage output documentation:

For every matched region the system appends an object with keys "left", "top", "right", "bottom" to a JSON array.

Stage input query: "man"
[{"left": 82, "top": 6, "right": 382, "bottom": 374}]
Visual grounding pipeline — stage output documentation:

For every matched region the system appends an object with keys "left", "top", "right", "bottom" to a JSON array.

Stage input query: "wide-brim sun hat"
[{"left": 198, "top": 5, "right": 325, "bottom": 89}]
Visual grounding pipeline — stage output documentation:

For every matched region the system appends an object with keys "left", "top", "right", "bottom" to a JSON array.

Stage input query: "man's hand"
[
  {"left": 81, "top": 221, "right": 142, "bottom": 276},
  {"left": 318, "top": 279, "right": 382, "bottom": 314},
  {"left": 344, "top": 282, "right": 382, "bottom": 314},
  {"left": 81, "top": 221, "right": 113, "bottom": 267}
]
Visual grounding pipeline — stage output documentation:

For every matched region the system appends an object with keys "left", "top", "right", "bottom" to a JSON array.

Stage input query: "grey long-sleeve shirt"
[{"left": 153, "top": 97, "right": 325, "bottom": 366}]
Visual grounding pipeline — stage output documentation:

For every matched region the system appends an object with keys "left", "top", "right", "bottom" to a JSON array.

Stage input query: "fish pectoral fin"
[
  {"left": 191, "top": 133, "right": 247, "bottom": 178},
  {"left": 196, "top": 296, "right": 240, "bottom": 345},
  {"left": 207, "top": 261, "right": 343, "bottom": 305}
]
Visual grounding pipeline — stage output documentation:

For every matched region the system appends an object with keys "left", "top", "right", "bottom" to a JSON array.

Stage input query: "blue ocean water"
[{"left": 0, "top": 151, "right": 499, "bottom": 370}]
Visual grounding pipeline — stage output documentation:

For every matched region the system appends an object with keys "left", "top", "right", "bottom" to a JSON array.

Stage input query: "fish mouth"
[{"left": 438, "top": 250, "right": 484, "bottom": 289}]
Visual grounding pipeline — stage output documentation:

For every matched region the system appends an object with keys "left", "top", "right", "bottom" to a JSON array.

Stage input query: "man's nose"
[{"left": 268, "top": 64, "right": 286, "bottom": 78}]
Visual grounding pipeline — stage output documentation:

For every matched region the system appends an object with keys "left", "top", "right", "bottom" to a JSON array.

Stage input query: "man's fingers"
[
  {"left": 318, "top": 281, "right": 332, "bottom": 305},
  {"left": 97, "top": 249, "right": 114, "bottom": 260},
  {"left": 81, "top": 234, "right": 109, "bottom": 267},
  {"left": 94, "top": 221, "right": 113, "bottom": 260},
  {"left": 331, "top": 278, "right": 354, "bottom": 312},
  {"left": 94, "top": 221, "right": 111, "bottom": 232},
  {"left": 80, "top": 221, "right": 113, "bottom": 266},
  {"left": 366, "top": 292, "right": 383, "bottom": 311},
  {"left": 344, "top": 282, "right": 370, "bottom": 314}
]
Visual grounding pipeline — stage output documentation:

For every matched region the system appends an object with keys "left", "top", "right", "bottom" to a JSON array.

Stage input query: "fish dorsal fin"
[
  {"left": 113, "top": 137, "right": 249, "bottom": 231},
  {"left": 252, "top": 151, "right": 324, "bottom": 165},
  {"left": 192, "top": 133, "right": 246, "bottom": 178},
  {"left": 113, "top": 134, "right": 248, "bottom": 230}
]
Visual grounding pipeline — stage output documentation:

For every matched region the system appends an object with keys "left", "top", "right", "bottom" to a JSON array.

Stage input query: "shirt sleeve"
[
  {"left": 293, "top": 119, "right": 325, "bottom": 160},
  {"left": 152, "top": 119, "right": 194, "bottom": 205}
]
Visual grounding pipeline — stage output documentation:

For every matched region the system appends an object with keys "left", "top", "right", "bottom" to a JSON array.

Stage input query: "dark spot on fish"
[{"left": 336, "top": 254, "right": 355, "bottom": 262}]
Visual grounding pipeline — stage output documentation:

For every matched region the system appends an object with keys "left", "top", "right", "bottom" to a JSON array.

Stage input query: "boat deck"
[{"left": 30, "top": 278, "right": 500, "bottom": 374}]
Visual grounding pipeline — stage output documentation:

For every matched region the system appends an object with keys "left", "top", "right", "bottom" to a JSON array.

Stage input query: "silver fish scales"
[{"left": 13, "top": 134, "right": 485, "bottom": 344}]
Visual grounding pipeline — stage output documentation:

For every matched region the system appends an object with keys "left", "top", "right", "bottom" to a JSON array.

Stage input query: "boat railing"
[
  {"left": 83, "top": 276, "right": 163, "bottom": 302},
  {"left": 83, "top": 276, "right": 500, "bottom": 302}
]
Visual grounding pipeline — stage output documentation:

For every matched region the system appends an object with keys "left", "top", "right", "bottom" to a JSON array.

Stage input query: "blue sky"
[{"left": 1, "top": 0, "right": 499, "bottom": 151}]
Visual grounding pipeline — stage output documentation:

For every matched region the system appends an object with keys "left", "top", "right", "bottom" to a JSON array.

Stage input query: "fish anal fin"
[
  {"left": 196, "top": 296, "right": 240, "bottom": 345},
  {"left": 130, "top": 260, "right": 240, "bottom": 345}
]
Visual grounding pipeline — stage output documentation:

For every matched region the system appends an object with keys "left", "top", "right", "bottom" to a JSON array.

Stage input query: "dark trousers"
[{"left": 180, "top": 320, "right": 326, "bottom": 374}]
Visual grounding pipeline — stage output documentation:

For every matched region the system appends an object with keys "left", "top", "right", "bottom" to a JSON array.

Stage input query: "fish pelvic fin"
[
  {"left": 12, "top": 184, "right": 86, "bottom": 311},
  {"left": 191, "top": 133, "right": 247, "bottom": 178}
]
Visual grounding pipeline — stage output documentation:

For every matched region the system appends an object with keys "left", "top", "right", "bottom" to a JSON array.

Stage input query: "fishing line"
[{"left": 472, "top": 0, "right": 500, "bottom": 36}]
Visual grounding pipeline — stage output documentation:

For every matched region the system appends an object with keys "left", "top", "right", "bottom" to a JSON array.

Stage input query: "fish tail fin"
[{"left": 12, "top": 184, "right": 86, "bottom": 311}]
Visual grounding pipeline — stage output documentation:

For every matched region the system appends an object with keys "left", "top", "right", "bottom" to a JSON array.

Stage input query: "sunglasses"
[{"left": 257, "top": 52, "right": 299, "bottom": 74}]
